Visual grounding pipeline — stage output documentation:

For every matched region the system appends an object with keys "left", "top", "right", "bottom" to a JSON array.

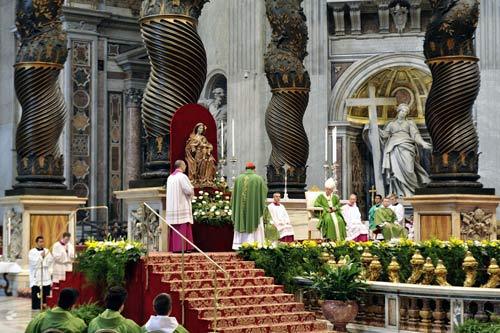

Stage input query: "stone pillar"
[
  {"left": 124, "top": 89, "right": 143, "bottom": 188},
  {"left": 348, "top": 2, "right": 362, "bottom": 35},
  {"left": 332, "top": 4, "right": 346, "bottom": 36},
  {"left": 377, "top": 0, "right": 390, "bottom": 33},
  {"left": 409, "top": 0, "right": 422, "bottom": 33}
]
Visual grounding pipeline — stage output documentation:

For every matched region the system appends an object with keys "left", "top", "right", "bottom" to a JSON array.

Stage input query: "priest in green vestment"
[
  {"left": 373, "top": 197, "right": 407, "bottom": 240},
  {"left": 231, "top": 162, "right": 268, "bottom": 250},
  {"left": 88, "top": 286, "right": 142, "bottom": 333},
  {"left": 25, "top": 288, "right": 86, "bottom": 333},
  {"left": 368, "top": 194, "right": 382, "bottom": 230},
  {"left": 314, "top": 178, "right": 347, "bottom": 241}
]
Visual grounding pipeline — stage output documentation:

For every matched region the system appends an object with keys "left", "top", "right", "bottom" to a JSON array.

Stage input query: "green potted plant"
[{"left": 310, "top": 260, "right": 368, "bottom": 332}]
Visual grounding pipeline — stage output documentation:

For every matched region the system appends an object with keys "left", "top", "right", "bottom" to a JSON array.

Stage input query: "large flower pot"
[
  {"left": 321, "top": 300, "right": 359, "bottom": 332},
  {"left": 192, "top": 222, "right": 234, "bottom": 252}
]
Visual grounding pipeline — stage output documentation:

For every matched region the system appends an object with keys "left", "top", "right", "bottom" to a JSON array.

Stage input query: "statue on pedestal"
[
  {"left": 379, "top": 103, "right": 431, "bottom": 197},
  {"left": 185, "top": 123, "right": 216, "bottom": 188},
  {"left": 199, "top": 87, "right": 227, "bottom": 159}
]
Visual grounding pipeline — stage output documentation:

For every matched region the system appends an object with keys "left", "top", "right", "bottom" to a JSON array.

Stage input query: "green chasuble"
[
  {"left": 368, "top": 204, "right": 381, "bottom": 230},
  {"left": 25, "top": 307, "right": 86, "bottom": 333},
  {"left": 373, "top": 207, "right": 407, "bottom": 240},
  {"left": 231, "top": 169, "right": 268, "bottom": 233},
  {"left": 88, "top": 309, "right": 142, "bottom": 333},
  {"left": 314, "top": 194, "right": 347, "bottom": 241}
]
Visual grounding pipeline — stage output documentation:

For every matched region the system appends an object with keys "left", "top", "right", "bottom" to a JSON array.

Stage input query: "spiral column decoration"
[
  {"left": 139, "top": 0, "right": 208, "bottom": 180},
  {"left": 264, "top": 0, "right": 310, "bottom": 198},
  {"left": 421, "top": 0, "right": 487, "bottom": 192},
  {"left": 12, "top": 0, "right": 68, "bottom": 190}
]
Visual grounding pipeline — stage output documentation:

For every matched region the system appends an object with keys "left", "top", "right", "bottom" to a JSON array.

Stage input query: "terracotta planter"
[{"left": 321, "top": 299, "right": 359, "bottom": 332}]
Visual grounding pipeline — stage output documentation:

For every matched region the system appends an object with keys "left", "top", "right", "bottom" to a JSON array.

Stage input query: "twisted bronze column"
[
  {"left": 139, "top": 0, "right": 208, "bottom": 180},
  {"left": 421, "top": 0, "right": 489, "bottom": 192},
  {"left": 264, "top": 0, "right": 310, "bottom": 198},
  {"left": 12, "top": 0, "right": 68, "bottom": 190}
]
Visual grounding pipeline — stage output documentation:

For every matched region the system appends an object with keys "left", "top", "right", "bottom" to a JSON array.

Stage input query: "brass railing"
[{"left": 143, "top": 203, "right": 231, "bottom": 332}]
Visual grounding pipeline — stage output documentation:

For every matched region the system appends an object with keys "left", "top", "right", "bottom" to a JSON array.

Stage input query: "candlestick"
[
  {"left": 283, "top": 163, "right": 290, "bottom": 200},
  {"left": 324, "top": 127, "right": 328, "bottom": 162},
  {"left": 231, "top": 119, "right": 235, "bottom": 157},
  {"left": 230, "top": 156, "right": 238, "bottom": 186},
  {"left": 7, "top": 214, "right": 11, "bottom": 253},
  {"left": 332, "top": 126, "right": 337, "bottom": 163},
  {"left": 220, "top": 121, "right": 224, "bottom": 159}
]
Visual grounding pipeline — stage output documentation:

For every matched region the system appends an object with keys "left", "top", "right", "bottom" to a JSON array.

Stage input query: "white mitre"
[{"left": 325, "top": 177, "right": 336, "bottom": 190}]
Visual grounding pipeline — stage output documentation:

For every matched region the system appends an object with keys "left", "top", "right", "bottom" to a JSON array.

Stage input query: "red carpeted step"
[
  {"left": 151, "top": 260, "right": 255, "bottom": 272},
  {"left": 213, "top": 320, "right": 328, "bottom": 332},
  {"left": 180, "top": 285, "right": 284, "bottom": 299},
  {"left": 169, "top": 276, "right": 274, "bottom": 290},
  {"left": 148, "top": 252, "right": 239, "bottom": 264},
  {"left": 194, "top": 302, "right": 305, "bottom": 318},
  {"left": 161, "top": 268, "right": 266, "bottom": 281},
  {"left": 186, "top": 293, "right": 297, "bottom": 308},
  {"left": 204, "top": 311, "right": 317, "bottom": 328}
]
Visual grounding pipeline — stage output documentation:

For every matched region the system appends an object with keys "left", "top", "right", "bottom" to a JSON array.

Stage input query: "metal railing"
[
  {"left": 70, "top": 206, "right": 109, "bottom": 243},
  {"left": 143, "top": 203, "right": 231, "bottom": 332}
]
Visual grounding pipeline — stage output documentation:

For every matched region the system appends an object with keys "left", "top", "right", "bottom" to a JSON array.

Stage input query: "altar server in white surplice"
[
  {"left": 266, "top": 192, "right": 295, "bottom": 243},
  {"left": 341, "top": 194, "right": 369, "bottom": 242},
  {"left": 166, "top": 160, "right": 195, "bottom": 253},
  {"left": 389, "top": 193, "right": 405, "bottom": 227},
  {"left": 29, "top": 236, "right": 53, "bottom": 310},
  {"left": 52, "top": 232, "right": 75, "bottom": 283}
]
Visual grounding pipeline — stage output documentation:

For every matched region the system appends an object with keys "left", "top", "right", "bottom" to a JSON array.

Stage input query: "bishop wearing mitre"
[{"left": 265, "top": 192, "right": 295, "bottom": 242}]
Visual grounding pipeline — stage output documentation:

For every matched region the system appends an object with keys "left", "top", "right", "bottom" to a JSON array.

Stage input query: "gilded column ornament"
[
  {"left": 462, "top": 251, "right": 478, "bottom": 287},
  {"left": 360, "top": 248, "right": 373, "bottom": 280},
  {"left": 407, "top": 250, "right": 425, "bottom": 284},
  {"left": 368, "top": 255, "right": 382, "bottom": 281},
  {"left": 423, "top": 0, "right": 485, "bottom": 190},
  {"left": 13, "top": 0, "right": 68, "bottom": 190},
  {"left": 387, "top": 257, "right": 400, "bottom": 283},
  {"left": 421, "top": 257, "right": 435, "bottom": 285},
  {"left": 139, "top": 0, "right": 208, "bottom": 179},
  {"left": 435, "top": 260, "right": 450, "bottom": 287},
  {"left": 264, "top": 0, "right": 310, "bottom": 198},
  {"left": 481, "top": 258, "right": 499, "bottom": 288}
]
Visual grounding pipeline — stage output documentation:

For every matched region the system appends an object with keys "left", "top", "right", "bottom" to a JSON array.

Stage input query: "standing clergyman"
[
  {"left": 166, "top": 160, "right": 195, "bottom": 253},
  {"left": 231, "top": 162, "right": 267, "bottom": 250},
  {"left": 29, "top": 236, "right": 53, "bottom": 310},
  {"left": 52, "top": 232, "right": 75, "bottom": 284}
]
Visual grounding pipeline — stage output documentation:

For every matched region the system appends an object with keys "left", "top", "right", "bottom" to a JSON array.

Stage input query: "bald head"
[{"left": 174, "top": 160, "right": 186, "bottom": 172}]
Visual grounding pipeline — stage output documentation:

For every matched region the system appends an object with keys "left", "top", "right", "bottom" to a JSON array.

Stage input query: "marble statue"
[
  {"left": 199, "top": 88, "right": 227, "bottom": 158},
  {"left": 380, "top": 103, "right": 431, "bottom": 197},
  {"left": 185, "top": 123, "right": 217, "bottom": 187},
  {"left": 6, "top": 208, "right": 22, "bottom": 260},
  {"left": 390, "top": 3, "right": 408, "bottom": 33}
]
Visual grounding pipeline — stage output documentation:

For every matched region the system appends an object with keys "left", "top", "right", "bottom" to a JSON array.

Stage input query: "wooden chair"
[{"left": 305, "top": 189, "right": 325, "bottom": 239}]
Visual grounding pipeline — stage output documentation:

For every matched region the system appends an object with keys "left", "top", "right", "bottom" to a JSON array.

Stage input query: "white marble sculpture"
[{"left": 199, "top": 87, "right": 227, "bottom": 158}]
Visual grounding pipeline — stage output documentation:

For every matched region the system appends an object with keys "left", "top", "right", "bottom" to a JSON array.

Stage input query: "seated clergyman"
[
  {"left": 25, "top": 288, "right": 87, "bottom": 333},
  {"left": 87, "top": 286, "right": 142, "bottom": 333},
  {"left": 143, "top": 293, "right": 188, "bottom": 333},
  {"left": 314, "top": 178, "right": 347, "bottom": 241},
  {"left": 372, "top": 197, "right": 407, "bottom": 241},
  {"left": 265, "top": 192, "right": 295, "bottom": 243}
]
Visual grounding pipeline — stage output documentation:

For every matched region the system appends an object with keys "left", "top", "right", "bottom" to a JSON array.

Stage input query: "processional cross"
[{"left": 345, "top": 84, "right": 397, "bottom": 197}]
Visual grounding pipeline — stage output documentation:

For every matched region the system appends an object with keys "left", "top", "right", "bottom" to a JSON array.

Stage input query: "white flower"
[
  {"left": 215, "top": 191, "right": 220, "bottom": 195},
  {"left": 192, "top": 200, "right": 196, "bottom": 203},
  {"left": 201, "top": 212, "right": 206, "bottom": 216},
  {"left": 202, "top": 201, "right": 207, "bottom": 204},
  {"left": 194, "top": 212, "right": 198, "bottom": 216},
  {"left": 224, "top": 206, "right": 229, "bottom": 210},
  {"left": 199, "top": 191, "right": 204, "bottom": 195},
  {"left": 215, "top": 211, "right": 221, "bottom": 216},
  {"left": 125, "top": 244, "right": 133, "bottom": 250}
]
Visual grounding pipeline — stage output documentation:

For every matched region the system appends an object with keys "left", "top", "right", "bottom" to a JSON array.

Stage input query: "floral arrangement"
[
  {"left": 238, "top": 239, "right": 500, "bottom": 291},
  {"left": 76, "top": 240, "right": 146, "bottom": 291},
  {"left": 192, "top": 190, "right": 233, "bottom": 227},
  {"left": 71, "top": 302, "right": 105, "bottom": 325}
]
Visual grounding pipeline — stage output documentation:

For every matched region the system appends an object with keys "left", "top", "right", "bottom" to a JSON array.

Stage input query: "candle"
[
  {"left": 332, "top": 127, "right": 337, "bottom": 163},
  {"left": 220, "top": 121, "right": 224, "bottom": 159},
  {"left": 324, "top": 127, "right": 328, "bottom": 162},
  {"left": 7, "top": 216, "right": 11, "bottom": 247},
  {"left": 231, "top": 118, "right": 235, "bottom": 157}
]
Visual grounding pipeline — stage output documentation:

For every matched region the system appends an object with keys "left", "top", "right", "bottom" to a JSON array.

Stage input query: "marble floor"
[{"left": 0, "top": 297, "right": 34, "bottom": 333}]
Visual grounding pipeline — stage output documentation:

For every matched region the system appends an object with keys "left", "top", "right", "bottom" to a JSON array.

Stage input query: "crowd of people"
[{"left": 26, "top": 287, "right": 187, "bottom": 333}]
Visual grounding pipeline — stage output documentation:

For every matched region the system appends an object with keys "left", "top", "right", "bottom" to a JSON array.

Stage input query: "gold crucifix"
[{"left": 369, "top": 185, "right": 377, "bottom": 205}]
